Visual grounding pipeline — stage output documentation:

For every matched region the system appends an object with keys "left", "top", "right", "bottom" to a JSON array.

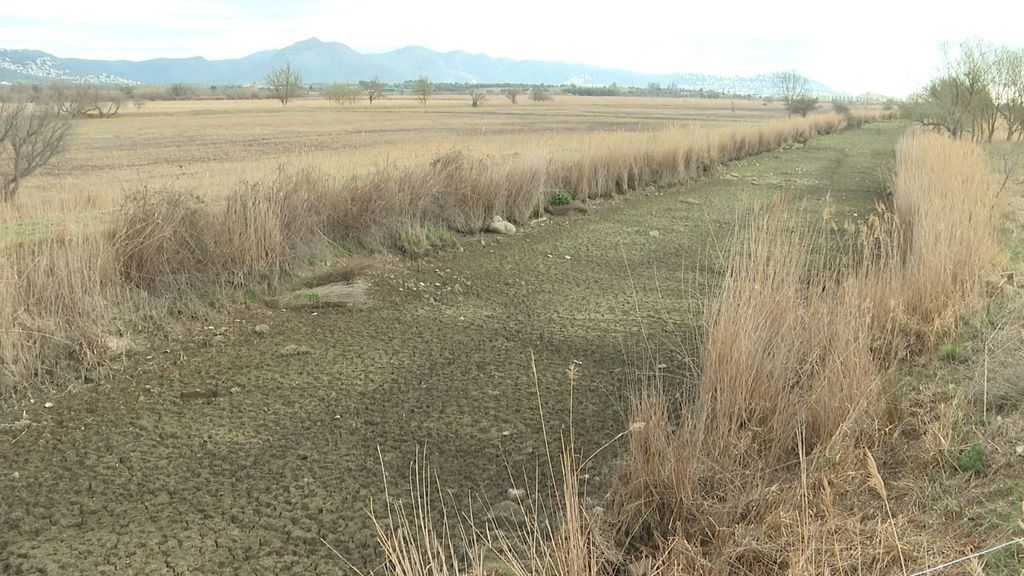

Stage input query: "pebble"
[
  {"left": 43, "top": 402, "right": 53, "bottom": 409},
  {"left": 280, "top": 345, "right": 313, "bottom": 356},
  {"left": 649, "top": 230, "right": 660, "bottom": 237}
]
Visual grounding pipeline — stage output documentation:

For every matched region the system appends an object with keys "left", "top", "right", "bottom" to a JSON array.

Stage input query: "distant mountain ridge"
[{"left": 0, "top": 38, "right": 834, "bottom": 95}]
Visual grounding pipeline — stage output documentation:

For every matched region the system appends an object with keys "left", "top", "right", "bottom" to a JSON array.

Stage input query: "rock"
[
  {"left": 254, "top": 324, "right": 270, "bottom": 335},
  {"left": 727, "top": 172, "right": 740, "bottom": 179},
  {"left": 43, "top": 402, "right": 53, "bottom": 409},
  {"left": 280, "top": 345, "right": 312, "bottom": 356},
  {"left": 507, "top": 488, "right": 527, "bottom": 499},
  {"left": 486, "top": 215, "right": 517, "bottom": 235},
  {"left": 103, "top": 335, "right": 136, "bottom": 357},
  {"left": 229, "top": 387, "right": 241, "bottom": 394},
  {"left": 648, "top": 230, "right": 660, "bottom": 238},
  {"left": 488, "top": 500, "right": 530, "bottom": 531},
  {"left": 749, "top": 177, "right": 760, "bottom": 185}
]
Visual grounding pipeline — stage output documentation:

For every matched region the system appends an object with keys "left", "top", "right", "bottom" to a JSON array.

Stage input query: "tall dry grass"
[
  {"left": 604, "top": 129, "right": 1004, "bottom": 575},
  {"left": 0, "top": 112, "right": 874, "bottom": 400}
]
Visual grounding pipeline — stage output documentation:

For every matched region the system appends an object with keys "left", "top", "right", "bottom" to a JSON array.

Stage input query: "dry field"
[
  {"left": 1, "top": 96, "right": 790, "bottom": 232},
  {"left": 0, "top": 120, "right": 907, "bottom": 573},
  {"left": 2, "top": 89, "right": 1019, "bottom": 575}
]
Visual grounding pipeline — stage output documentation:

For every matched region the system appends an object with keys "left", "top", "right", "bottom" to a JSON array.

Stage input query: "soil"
[{"left": 0, "top": 122, "right": 904, "bottom": 575}]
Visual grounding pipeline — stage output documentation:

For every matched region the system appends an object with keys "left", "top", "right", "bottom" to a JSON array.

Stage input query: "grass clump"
[
  {"left": 956, "top": 442, "right": 987, "bottom": 474},
  {"left": 938, "top": 341, "right": 967, "bottom": 363}
]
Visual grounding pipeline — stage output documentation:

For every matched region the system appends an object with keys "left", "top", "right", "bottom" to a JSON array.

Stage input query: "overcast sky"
[{"left": 2, "top": 0, "right": 1023, "bottom": 96}]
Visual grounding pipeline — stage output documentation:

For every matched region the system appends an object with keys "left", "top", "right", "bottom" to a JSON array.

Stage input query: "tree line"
[{"left": 907, "top": 40, "right": 1024, "bottom": 142}]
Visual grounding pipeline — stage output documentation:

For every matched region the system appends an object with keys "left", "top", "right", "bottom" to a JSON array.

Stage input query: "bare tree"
[
  {"left": 414, "top": 76, "right": 432, "bottom": 105},
  {"left": 470, "top": 89, "right": 487, "bottom": 107},
  {"left": 908, "top": 41, "right": 999, "bottom": 140},
  {"left": 265, "top": 63, "right": 303, "bottom": 105},
  {"left": 504, "top": 87, "right": 522, "bottom": 105},
  {"left": 0, "top": 102, "right": 74, "bottom": 202},
  {"left": 772, "top": 71, "right": 810, "bottom": 118},
  {"left": 365, "top": 78, "right": 385, "bottom": 105},
  {"left": 325, "top": 83, "right": 361, "bottom": 105},
  {"left": 529, "top": 87, "right": 552, "bottom": 102},
  {"left": 43, "top": 84, "right": 123, "bottom": 118},
  {"left": 992, "top": 46, "right": 1024, "bottom": 141}
]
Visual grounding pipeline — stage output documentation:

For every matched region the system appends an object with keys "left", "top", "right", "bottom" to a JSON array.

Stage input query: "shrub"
[
  {"left": 956, "top": 442, "right": 986, "bottom": 473},
  {"left": 549, "top": 188, "right": 575, "bottom": 206}
]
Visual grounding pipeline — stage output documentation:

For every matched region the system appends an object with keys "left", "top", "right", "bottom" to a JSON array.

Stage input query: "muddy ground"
[{"left": 0, "top": 122, "right": 903, "bottom": 574}]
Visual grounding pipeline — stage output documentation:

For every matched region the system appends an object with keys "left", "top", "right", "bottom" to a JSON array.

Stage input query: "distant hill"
[{"left": 0, "top": 38, "right": 834, "bottom": 95}]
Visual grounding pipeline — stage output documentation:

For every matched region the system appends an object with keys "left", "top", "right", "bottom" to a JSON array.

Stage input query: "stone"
[
  {"left": 280, "top": 345, "right": 313, "bottom": 356},
  {"left": 103, "top": 335, "right": 136, "bottom": 357},
  {"left": 488, "top": 500, "right": 530, "bottom": 531},
  {"left": 648, "top": 230, "right": 660, "bottom": 237},
  {"left": 254, "top": 324, "right": 270, "bottom": 335},
  {"left": 486, "top": 215, "right": 517, "bottom": 235},
  {"left": 507, "top": 488, "right": 527, "bottom": 499}
]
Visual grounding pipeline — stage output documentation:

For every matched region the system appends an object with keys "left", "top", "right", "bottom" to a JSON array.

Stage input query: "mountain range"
[{"left": 0, "top": 38, "right": 834, "bottom": 95}]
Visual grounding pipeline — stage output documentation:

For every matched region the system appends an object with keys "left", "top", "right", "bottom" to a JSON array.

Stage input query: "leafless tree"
[
  {"left": 43, "top": 83, "right": 123, "bottom": 118},
  {"left": 0, "top": 102, "right": 74, "bottom": 202},
  {"left": 772, "top": 71, "right": 810, "bottom": 118},
  {"left": 414, "top": 76, "right": 432, "bottom": 105},
  {"left": 325, "top": 83, "right": 361, "bottom": 105},
  {"left": 529, "top": 87, "right": 552, "bottom": 102},
  {"left": 992, "top": 46, "right": 1024, "bottom": 141},
  {"left": 365, "top": 78, "right": 385, "bottom": 105},
  {"left": 908, "top": 41, "right": 1001, "bottom": 140},
  {"left": 470, "top": 89, "right": 487, "bottom": 107},
  {"left": 504, "top": 87, "right": 522, "bottom": 105},
  {"left": 265, "top": 62, "right": 303, "bottom": 105}
]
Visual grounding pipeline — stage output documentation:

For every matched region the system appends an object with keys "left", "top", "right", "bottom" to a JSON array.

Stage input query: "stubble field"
[{"left": 0, "top": 95, "right": 789, "bottom": 234}]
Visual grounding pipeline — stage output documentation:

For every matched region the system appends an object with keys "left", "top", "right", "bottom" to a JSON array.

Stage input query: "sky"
[{"left": 2, "top": 0, "right": 1023, "bottom": 96}]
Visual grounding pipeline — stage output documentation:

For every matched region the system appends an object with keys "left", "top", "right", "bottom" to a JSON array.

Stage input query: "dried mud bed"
[{"left": 0, "top": 123, "right": 903, "bottom": 574}]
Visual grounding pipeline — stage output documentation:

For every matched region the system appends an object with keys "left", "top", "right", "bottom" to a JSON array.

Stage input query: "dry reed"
[{"left": 604, "top": 129, "right": 1004, "bottom": 575}]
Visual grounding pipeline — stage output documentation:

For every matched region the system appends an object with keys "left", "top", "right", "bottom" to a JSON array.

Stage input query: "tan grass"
[{"left": 605, "top": 129, "right": 1004, "bottom": 575}]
